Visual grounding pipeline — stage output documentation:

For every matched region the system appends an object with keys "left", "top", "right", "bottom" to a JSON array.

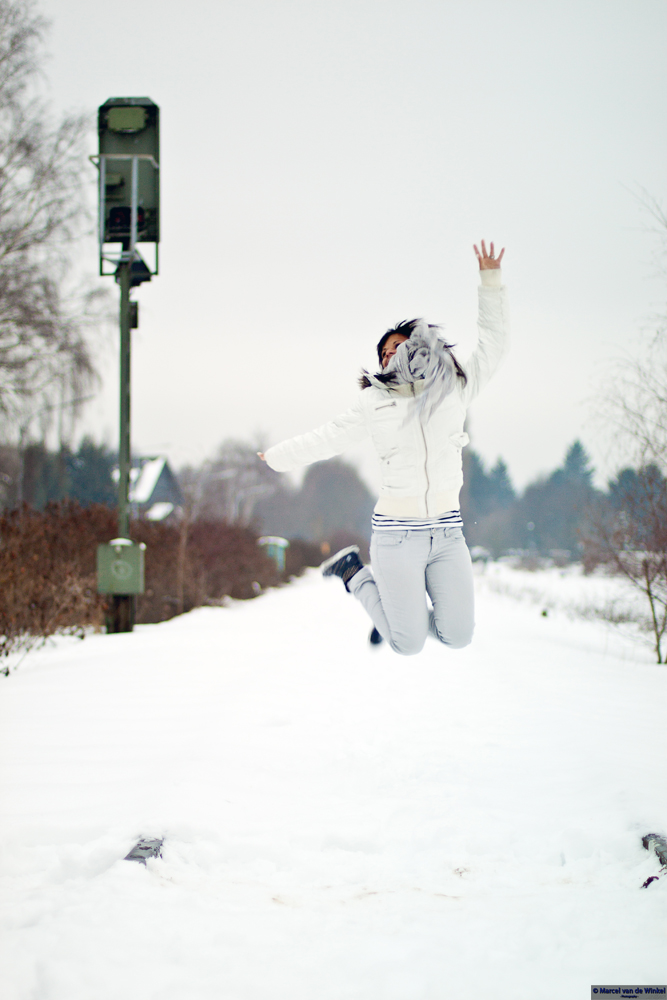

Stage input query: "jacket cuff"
[
  {"left": 480, "top": 268, "right": 502, "bottom": 288},
  {"left": 263, "top": 445, "right": 288, "bottom": 472}
]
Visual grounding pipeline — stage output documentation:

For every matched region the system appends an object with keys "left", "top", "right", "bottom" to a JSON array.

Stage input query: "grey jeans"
[{"left": 347, "top": 526, "right": 475, "bottom": 656}]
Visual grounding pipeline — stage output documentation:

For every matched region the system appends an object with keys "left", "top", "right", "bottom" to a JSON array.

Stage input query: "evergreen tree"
[
  {"left": 607, "top": 467, "right": 640, "bottom": 508},
  {"left": 22, "top": 443, "right": 65, "bottom": 508},
  {"left": 517, "top": 440, "right": 598, "bottom": 554},
  {"left": 67, "top": 438, "right": 116, "bottom": 507},
  {"left": 561, "top": 440, "right": 595, "bottom": 486},
  {"left": 18, "top": 437, "right": 116, "bottom": 508},
  {"left": 460, "top": 449, "right": 492, "bottom": 522},
  {"left": 608, "top": 464, "right": 665, "bottom": 511},
  {"left": 488, "top": 458, "right": 515, "bottom": 509},
  {"left": 460, "top": 450, "right": 517, "bottom": 553}
]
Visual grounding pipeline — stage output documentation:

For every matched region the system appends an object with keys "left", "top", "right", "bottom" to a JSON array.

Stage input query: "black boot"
[
  {"left": 369, "top": 627, "right": 384, "bottom": 647},
  {"left": 321, "top": 545, "right": 364, "bottom": 591}
]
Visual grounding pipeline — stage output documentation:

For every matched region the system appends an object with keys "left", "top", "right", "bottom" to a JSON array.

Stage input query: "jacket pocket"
[
  {"left": 370, "top": 400, "right": 402, "bottom": 459},
  {"left": 373, "top": 530, "right": 408, "bottom": 546}
]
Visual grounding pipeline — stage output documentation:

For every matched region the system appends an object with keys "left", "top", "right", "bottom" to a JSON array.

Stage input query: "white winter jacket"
[{"left": 265, "top": 269, "right": 509, "bottom": 518}]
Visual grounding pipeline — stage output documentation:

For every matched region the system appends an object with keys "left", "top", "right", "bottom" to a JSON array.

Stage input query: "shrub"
[
  {"left": 581, "top": 467, "right": 667, "bottom": 663},
  {"left": 0, "top": 503, "right": 113, "bottom": 664},
  {"left": 0, "top": 503, "right": 291, "bottom": 668}
]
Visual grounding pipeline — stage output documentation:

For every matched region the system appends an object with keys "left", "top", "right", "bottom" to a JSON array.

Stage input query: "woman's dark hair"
[{"left": 359, "top": 318, "right": 467, "bottom": 389}]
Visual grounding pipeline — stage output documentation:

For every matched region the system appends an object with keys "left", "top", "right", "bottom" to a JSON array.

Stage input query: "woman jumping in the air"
[{"left": 260, "top": 240, "right": 509, "bottom": 655}]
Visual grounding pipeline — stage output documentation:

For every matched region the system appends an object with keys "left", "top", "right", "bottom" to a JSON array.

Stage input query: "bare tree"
[
  {"left": 174, "top": 444, "right": 276, "bottom": 614},
  {"left": 0, "top": 0, "right": 106, "bottom": 449},
  {"left": 174, "top": 461, "right": 238, "bottom": 615},
  {"left": 599, "top": 339, "right": 667, "bottom": 474},
  {"left": 596, "top": 191, "right": 666, "bottom": 472},
  {"left": 186, "top": 439, "right": 276, "bottom": 526},
  {"left": 582, "top": 466, "right": 667, "bottom": 663},
  {"left": 584, "top": 193, "right": 667, "bottom": 662}
]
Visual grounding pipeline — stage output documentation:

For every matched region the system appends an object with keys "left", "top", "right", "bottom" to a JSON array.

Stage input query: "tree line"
[{"left": 4, "top": 431, "right": 663, "bottom": 565}]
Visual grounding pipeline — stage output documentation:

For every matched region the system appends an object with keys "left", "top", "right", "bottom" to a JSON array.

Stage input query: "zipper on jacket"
[{"left": 412, "top": 384, "right": 430, "bottom": 514}]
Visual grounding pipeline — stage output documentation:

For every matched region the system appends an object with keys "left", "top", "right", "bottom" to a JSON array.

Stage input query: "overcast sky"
[{"left": 40, "top": 0, "right": 667, "bottom": 491}]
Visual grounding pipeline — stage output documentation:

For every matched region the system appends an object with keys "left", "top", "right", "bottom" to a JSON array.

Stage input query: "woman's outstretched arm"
[
  {"left": 462, "top": 239, "right": 510, "bottom": 402},
  {"left": 259, "top": 396, "right": 370, "bottom": 472}
]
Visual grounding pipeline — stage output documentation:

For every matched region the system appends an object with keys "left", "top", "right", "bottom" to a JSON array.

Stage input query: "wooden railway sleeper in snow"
[
  {"left": 641, "top": 832, "right": 667, "bottom": 887},
  {"left": 124, "top": 837, "right": 164, "bottom": 865}
]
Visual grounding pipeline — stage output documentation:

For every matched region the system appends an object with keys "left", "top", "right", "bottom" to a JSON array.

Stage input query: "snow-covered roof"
[
  {"left": 145, "top": 502, "right": 174, "bottom": 521},
  {"left": 129, "top": 457, "right": 165, "bottom": 504}
]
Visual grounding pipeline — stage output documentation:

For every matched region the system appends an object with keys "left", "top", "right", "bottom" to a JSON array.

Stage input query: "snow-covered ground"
[
  {"left": 481, "top": 560, "right": 649, "bottom": 626},
  {"left": 0, "top": 565, "right": 665, "bottom": 1000}
]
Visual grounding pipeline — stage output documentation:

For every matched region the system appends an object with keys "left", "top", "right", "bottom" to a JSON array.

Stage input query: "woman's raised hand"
[{"left": 473, "top": 240, "right": 505, "bottom": 270}]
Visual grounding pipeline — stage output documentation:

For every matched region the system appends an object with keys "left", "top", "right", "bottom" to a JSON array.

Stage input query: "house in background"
[{"left": 113, "top": 457, "right": 183, "bottom": 521}]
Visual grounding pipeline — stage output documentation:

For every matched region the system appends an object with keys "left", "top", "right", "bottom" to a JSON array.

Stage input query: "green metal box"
[
  {"left": 97, "top": 539, "right": 146, "bottom": 595},
  {"left": 258, "top": 536, "right": 289, "bottom": 573}
]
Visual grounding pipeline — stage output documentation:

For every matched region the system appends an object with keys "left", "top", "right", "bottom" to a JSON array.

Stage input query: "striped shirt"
[{"left": 371, "top": 510, "right": 464, "bottom": 532}]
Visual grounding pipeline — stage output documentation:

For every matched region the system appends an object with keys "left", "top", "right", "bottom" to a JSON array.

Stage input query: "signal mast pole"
[
  {"left": 94, "top": 98, "right": 160, "bottom": 632},
  {"left": 118, "top": 259, "right": 132, "bottom": 540}
]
